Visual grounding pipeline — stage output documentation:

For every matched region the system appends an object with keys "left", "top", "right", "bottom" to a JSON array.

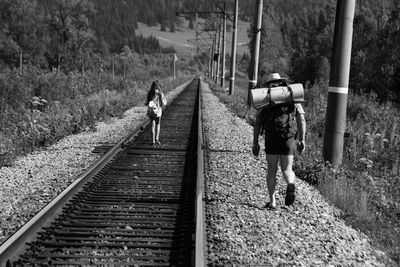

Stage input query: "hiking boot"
[
  {"left": 285, "top": 183, "right": 296, "bottom": 206},
  {"left": 264, "top": 202, "right": 277, "bottom": 210}
]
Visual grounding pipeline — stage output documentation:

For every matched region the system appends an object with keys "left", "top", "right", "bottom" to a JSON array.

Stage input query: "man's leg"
[
  {"left": 279, "top": 155, "right": 295, "bottom": 184},
  {"left": 266, "top": 154, "right": 279, "bottom": 207},
  {"left": 280, "top": 155, "right": 296, "bottom": 205}
]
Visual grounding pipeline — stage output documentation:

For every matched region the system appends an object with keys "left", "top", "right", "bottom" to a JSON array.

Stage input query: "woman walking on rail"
[
  {"left": 252, "top": 73, "right": 306, "bottom": 210},
  {"left": 146, "top": 80, "right": 167, "bottom": 146}
]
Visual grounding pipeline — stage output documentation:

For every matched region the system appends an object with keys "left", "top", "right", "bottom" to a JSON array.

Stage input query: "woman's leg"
[
  {"left": 155, "top": 117, "right": 161, "bottom": 142},
  {"left": 266, "top": 154, "right": 279, "bottom": 207},
  {"left": 151, "top": 120, "right": 156, "bottom": 144}
]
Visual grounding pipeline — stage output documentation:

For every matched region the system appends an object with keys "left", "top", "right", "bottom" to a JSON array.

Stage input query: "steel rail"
[
  {"left": 195, "top": 78, "right": 206, "bottom": 266},
  {"left": 0, "top": 78, "right": 200, "bottom": 266},
  {"left": 0, "top": 119, "right": 149, "bottom": 266}
]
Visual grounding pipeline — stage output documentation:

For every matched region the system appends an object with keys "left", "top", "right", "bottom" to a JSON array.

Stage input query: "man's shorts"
[{"left": 265, "top": 137, "right": 295, "bottom": 155}]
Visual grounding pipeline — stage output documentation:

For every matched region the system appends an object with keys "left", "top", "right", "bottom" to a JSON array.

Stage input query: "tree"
[
  {"left": 39, "top": 0, "right": 96, "bottom": 71},
  {"left": 350, "top": 11, "right": 377, "bottom": 93},
  {"left": 0, "top": 0, "right": 47, "bottom": 67},
  {"left": 368, "top": 2, "right": 400, "bottom": 101},
  {"left": 161, "top": 22, "right": 167, "bottom": 32},
  {"left": 188, "top": 18, "right": 194, "bottom": 29},
  {"left": 169, "top": 20, "right": 176, "bottom": 33}
]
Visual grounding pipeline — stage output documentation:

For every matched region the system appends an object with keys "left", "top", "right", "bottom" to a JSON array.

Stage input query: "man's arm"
[
  {"left": 252, "top": 111, "right": 263, "bottom": 156},
  {"left": 296, "top": 113, "right": 306, "bottom": 141},
  {"left": 296, "top": 113, "right": 306, "bottom": 153}
]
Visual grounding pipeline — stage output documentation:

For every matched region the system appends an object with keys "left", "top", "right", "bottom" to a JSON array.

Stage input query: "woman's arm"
[{"left": 160, "top": 92, "right": 167, "bottom": 107}]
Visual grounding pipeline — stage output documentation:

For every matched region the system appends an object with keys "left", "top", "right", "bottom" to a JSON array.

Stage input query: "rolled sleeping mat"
[{"left": 251, "top": 83, "right": 304, "bottom": 109}]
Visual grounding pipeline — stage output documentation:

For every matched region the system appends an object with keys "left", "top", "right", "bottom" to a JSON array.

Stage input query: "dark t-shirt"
[{"left": 255, "top": 103, "right": 304, "bottom": 155}]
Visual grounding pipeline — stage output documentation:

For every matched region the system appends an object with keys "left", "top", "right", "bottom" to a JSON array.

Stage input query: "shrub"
[{"left": 0, "top": 56, "right": 195, "bottom": 168}]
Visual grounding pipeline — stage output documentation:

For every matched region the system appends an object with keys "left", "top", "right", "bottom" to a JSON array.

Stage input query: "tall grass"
[
  {"left": 209, "top": 77, "right": 400, "bottom": 264},
  {"left": 0, "top": 63, "right": 191, "bottom": 167}
]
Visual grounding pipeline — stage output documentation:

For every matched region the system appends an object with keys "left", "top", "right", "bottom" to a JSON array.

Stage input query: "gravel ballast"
[
  {"left": 200, "top": 80, "right": 394, "bottom": 266},
  {"left": 0, "top": 78, "right": 395, "bottom": 266},
  {"left": 0, "top": 80, "right": 190, "bottom": 244}
]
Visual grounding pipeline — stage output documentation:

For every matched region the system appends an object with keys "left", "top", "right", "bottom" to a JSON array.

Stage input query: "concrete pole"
[
  {"left": 229, "top": 0, "right": 239, "bottom": 95},
  {"left": 209, "top": 50, "right": 213, "bottom": 79},
  {"left": 212, "top": 34, "right": 216, "bottom": 80},
  {"left": 195, "top": 0, "right": 198, "bottom": 54},
  {"left": 207, "top": 58, "right": 211, "bottom": 78},
  {"left": 19, "top": 52, "right": 22, "bottom": 75},
  {"left": 58, "top": 53, "right": 61, "bottom": 72},
  {"left": 323, "top": 0, "right": 356, "bottom": 167},
  {"left": 112, "top": 56, "right": 115, "bottom": 80},
  {"left": 247, "top": 0, "right": 263, "bottom": 106},
  {"left": 123, "top": 60, "right": 126, "bottom": 78},
  {"left": 220, "top": 2, "right": 227, "bottom": 88},
  {"left": 216, "top": 19, "right": 222, "bottom": 84},
  {"left": 173, "top": 57, "right": 176, "bottom": 80}
]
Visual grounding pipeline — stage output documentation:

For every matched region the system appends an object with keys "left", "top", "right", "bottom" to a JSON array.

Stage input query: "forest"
[
  {"left": 2, "top": 0, "right": 398, "bottom": 104},
  {"left": 254, "top": 0, "right": 400, "bottom": 103}
]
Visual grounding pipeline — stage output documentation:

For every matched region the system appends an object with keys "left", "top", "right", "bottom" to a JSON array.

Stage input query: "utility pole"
[
  {"left": 220, "top": 1, "right": 227, "bottom": 88},
  {"left": 112, "top": 56, "right": 115, "bottom": 80},
  {"left": 211, "top": 38, "right": 214, "bottom": 80},
  {"left": 216, "top": 19, "right": 222, "bottom": 84},
  {"left": 19, "top": 51, "right": 23, "bottom": 75},
  {"left": 229, "top": 0, "right": 239, "bottom": 95},
  {"left": 212, "top": 33, "right": 217, "bottom": 81},
  {"left": 323, "top": 0, "right": 356, "bottom": 167},
  {"left": 194, "top": 0, "right": 199, "bottom": 53},
  {"left": 247, "top": 0, "right": 263, "bottom": 106},
  {"left": 207, "top": 58, "right": 211, "bottom": 78},
  {"left": 176, "top": 8, "right": 232, "bottom": 81}
]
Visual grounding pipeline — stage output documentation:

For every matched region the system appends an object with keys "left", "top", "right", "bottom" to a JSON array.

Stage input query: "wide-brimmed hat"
[{"left": 266, "top": 73, "right": 287, "bottom": 83}]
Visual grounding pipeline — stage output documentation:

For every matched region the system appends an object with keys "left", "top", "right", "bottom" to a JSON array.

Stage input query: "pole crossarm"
[
  {"left": 212, "top": 0, "right": 234, "bottom": 22},
  {"left": 176, "top": 11, "right": 233, "bottom": 17}
]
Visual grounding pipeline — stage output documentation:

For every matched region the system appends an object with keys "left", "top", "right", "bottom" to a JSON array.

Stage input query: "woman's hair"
[{"left": 147, "top": 80, "right": 162, "bottom": 104}]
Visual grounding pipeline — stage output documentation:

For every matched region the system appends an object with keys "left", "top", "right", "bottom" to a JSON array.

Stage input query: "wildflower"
[{"left": 359, "top": 157, "right": 373, "bottom": 166}]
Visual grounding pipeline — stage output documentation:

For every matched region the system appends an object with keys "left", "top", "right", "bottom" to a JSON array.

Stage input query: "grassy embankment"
[
  {"left": 0, "top": 54, "right": 195, "bottom": 167},
  {"left": 208, "top": 77, "right": 400, "bottom": 264}
]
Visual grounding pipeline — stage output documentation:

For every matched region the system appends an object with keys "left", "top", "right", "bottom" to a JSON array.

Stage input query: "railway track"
[{"left": 0, "top": 78, "right": 205, "bottom": 266}]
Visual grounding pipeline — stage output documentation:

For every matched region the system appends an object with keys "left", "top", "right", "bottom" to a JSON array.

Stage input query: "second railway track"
[{"left": 0, "top": 78, "right": 205, "bottom": 266}]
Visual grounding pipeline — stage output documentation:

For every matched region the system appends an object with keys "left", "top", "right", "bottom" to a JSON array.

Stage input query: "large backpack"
[
  {"left": 147, "top": 94, "right": 162, "bottom": 119},
  {"left": 262, "top": 102, "right": 297, "bottom": 140}
]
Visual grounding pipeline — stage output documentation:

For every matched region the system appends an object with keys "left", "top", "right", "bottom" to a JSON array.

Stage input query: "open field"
[{"left": 136, "top": 19, "right": 250, "bottom": 57}]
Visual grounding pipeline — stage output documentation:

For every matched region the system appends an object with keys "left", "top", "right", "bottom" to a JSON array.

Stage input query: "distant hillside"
[
  {"left": 136, "top": 19, "right": 250, "bottom": 58},
  {"left": 89, "top": 0, "right": 256, "bottom": 55}
]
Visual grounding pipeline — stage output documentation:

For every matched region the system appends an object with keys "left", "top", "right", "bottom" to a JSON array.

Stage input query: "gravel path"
[
  {"left": 200, "top": 80, "right": 395, "bottom": 266},
  {"left": 0, "top": 80, "right": 190, "bottom": 244},
  {"left": 0, "top": 78, "right": 395, "bottom": 266}
]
